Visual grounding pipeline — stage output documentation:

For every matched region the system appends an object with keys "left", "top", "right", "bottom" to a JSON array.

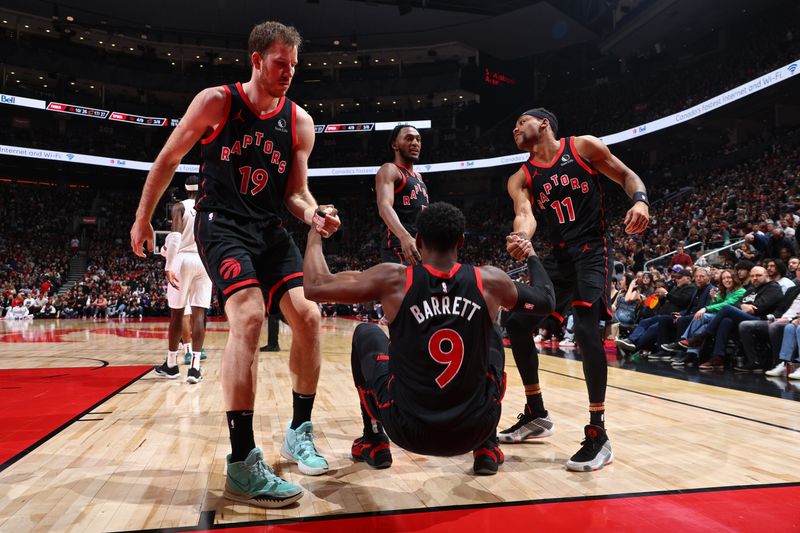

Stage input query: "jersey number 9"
[{"left": 428, "top": 328, "right": 465, "bottom": 389}]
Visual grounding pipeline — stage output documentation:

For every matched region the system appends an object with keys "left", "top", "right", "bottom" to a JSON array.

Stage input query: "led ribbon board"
[{"left": 1, "top": 60, "right": 796, "bottom": 175}]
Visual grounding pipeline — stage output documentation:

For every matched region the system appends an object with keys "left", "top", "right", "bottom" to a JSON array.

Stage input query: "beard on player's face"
[{"left": 400, "top": 147, "right": 420, "bottom": 162}]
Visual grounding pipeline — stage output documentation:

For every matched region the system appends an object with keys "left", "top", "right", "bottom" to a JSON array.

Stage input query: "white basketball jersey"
[{"left": 179, "top": 199, "right": 198, "bottom": 254}]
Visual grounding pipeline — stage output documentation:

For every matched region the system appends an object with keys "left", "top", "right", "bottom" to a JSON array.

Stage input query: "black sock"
[
  {"left": 590, "top": 408, "right": 605, "bottom": 428},
  {"left": 525, "top": 394, "right": 547, "bottom": 418},
  {"left": 291, "top": 391, "right": 315, "bottom": 429},
  {"left": 226, "top": 410, "right": 256, "bottom": 462}
]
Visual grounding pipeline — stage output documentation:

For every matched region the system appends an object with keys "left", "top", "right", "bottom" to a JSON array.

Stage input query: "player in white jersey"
[{"left": 154, "top": 175, "right": 213, "bottom": 384}]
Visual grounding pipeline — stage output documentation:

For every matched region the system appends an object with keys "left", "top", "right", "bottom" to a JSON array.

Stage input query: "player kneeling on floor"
[{"left": 303, "top": 202, "right": 554, "bottom": 475}]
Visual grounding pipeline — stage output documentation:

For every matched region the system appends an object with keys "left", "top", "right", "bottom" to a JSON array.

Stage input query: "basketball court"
[{"left": 0, "top": 317, "right": 797, "bottom": 532}]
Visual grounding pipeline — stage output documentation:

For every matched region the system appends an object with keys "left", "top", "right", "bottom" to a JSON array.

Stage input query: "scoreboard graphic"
[
  {"left": 109, "top": 112, "right": 168, "bottom": 127},
  {"left": 46, "top": 102, "right": 109, "bottom": 119}
]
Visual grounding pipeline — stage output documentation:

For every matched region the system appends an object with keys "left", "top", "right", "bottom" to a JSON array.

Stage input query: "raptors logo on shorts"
[{"left": 219, "top": 258, "right": 242, "bottom": 280}]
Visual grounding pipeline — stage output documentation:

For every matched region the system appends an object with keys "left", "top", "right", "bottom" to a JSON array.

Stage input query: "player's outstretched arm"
[
  {"left": 284, "top": 106, "right": 340, "bottom": 237},
  {"left": 303, "top": 228, "right": 406, "bottom": 306},
  {"left": 506, "top": 168, "right": 537, "bottom": 261},
  {"left": 574, "top": 135, "right": 650, "bottom": 235},
  {"left": 480, "top": 246, "right": 555, "bottom": 318},
  {"left": 131, "top": 87, "right": 227, "bottom": 257},
  {"left": 376, "top": 164, "right": 420, "bottom": 264}
]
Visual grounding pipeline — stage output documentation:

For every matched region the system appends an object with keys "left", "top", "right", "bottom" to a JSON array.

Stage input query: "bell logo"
[{"left": 219, "top": 258, "right": 242, "bottom": 280}]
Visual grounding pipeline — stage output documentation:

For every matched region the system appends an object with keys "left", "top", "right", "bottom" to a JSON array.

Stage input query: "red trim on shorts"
[
  {"left": 422, "top": 263, "right": 461, "bottom": 279},
  {"left": 265, "top": 271, "right": 303, "bottom": 311},
  {"left": 527, "top": 138, "right": 565, "bottom": 168},
  {"left": 395, "top": 249, "right": 404, "bottom": 264},
  {"left": 550, "top": 311, "right": 565, "bottom": 323},
  {"left": 200, "top": 85, "right": 232, "bottom": 145},
  {"left": 236, "top": 82, "right": 286, "bottom": 120},
  {"left": 405, "top": 266, "right": 413, "bottom": 294},
  {"left": 376, "top": 354, "right": 389, "bottom": 362},
  {"left": 291, "top": 101, "right": 298, "bottom": 149},
  {"left": 376, "top": 397, "right": 394, "bottom": 409},
  {"left": 569, "top": 136, "right": 598, "bottom": 175},
  {"left": 474, "top": 266, "right": 484, "bottom": 298},
  {"left": 573, "top": 300, "right": 594, "bottom": 308},
  {"left": 223, "top": 278, "right": 260, "bottom": 295}
]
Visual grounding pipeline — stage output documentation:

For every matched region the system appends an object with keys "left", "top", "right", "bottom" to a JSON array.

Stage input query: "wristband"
[{"left": 632, "top": 191, "right": 649, "bottom": 206}]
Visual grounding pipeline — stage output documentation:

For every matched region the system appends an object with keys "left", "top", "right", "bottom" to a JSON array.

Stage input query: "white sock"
[
  {"left": 191, "top": 352, "right": 201, "bottom": 371},
  {"left": 167, "top": 350, "right": 179, "bottom": 367}
]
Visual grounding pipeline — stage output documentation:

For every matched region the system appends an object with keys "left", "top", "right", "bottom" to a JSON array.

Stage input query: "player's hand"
[
  {"left": 130, "top": 218, "right": 155, "bottom": 258},
  {"left": 624, "top": 201, "right": 650, "bottom": 235},
  {"left": 506, "top": 231, "right": 533, "bottom": 261},
  {"left": 313, "top": 204, "right": 341, "bottom": 238},
  {"left": 400, "top": 234, "right": 421, "bottom": 265},
  {"left": 166, "top": 270, "right": 180, "bottom": 290}
]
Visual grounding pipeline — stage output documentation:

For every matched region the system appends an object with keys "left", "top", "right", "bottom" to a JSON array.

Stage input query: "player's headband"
[
  {"left": 522, "top": 109, "right": 558, "bottom": 135},
  {"left": 185, "top": 184, "right": 198, "bottom": 191}
]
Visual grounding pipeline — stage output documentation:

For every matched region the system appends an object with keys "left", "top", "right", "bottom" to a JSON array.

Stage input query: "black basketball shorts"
[
  {"left": 547, "top": 237, "right": 614, "bottom": 321},
  {"left": 195, "top": 211, "right": 304, "bottom": 314},
  {"left": 380, "top": 246, "right": 410, "bottom": 265}
]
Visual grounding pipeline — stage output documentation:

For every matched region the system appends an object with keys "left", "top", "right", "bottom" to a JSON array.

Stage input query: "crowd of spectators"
[{"left": 2, "top": 125, "right": 797, "bottom": 324}]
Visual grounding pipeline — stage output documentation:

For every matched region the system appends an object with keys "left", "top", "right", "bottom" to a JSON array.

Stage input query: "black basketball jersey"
[
  {"left": 388, "top": 262, "right": 495, "bottom": 426},
  {"left": 197, "top": 82, "right": 295, "bottom": 223},
  {"left": 384, "top": 164, "right": 429, "bottom": 250},
  {"left": 521, "top": 136, "right": 606, "bottom": 246}
]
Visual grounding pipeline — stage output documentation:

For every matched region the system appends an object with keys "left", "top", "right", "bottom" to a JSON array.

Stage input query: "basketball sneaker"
[
  {"left": 224, "top": 448, "right": 303, "bottom": 508},
  {"left": 565, "top": 425, "right": 613, "bottom": 472},
  {"left": 186, "top": 367, "right": 202, "bottom": 384},
  {"left": 498, "top": 407, "right": 554, "bottom": 443},
  {"left": 351, "top": 433, "right": 392, "bottom": 469},
  {"left": 185, "top": 349, "right": 208, "bottom": 365},
  {"left": 153, "top": 361, "right": 179, "bottom": 379},
  {"left": 473, "top": 441, "right": 504, "bottom": 475},
  {"left": 280, "top": 421, "right": 329, "bottom": 476}
]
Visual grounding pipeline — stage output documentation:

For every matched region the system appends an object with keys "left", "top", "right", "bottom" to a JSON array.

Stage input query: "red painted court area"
[
  {"left": 0, "top": 365, "right": 150, "bottom": 466},
  {"left": 196, "top": 484, "right": 800, "bottom": 532}
]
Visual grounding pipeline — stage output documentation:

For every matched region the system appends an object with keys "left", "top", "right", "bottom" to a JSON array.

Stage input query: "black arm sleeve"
[{"left": 510, "top": 255, "right": 555, "bottom": 316}]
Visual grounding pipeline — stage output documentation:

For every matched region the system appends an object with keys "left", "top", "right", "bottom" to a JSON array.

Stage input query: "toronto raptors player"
[{"left": 131, "top": 21, "right": 340, "bottom": 508}]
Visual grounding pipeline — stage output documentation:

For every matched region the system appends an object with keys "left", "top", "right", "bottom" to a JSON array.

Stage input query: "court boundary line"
[
  {"left": 115, "top": 481, "right": 800, "bottom": 533},
  {"left": 0, "top": 366, "right": 152, "bottom": 473},
  {"left": 540, "top": 367, "right": 800, "bottom": 434}
]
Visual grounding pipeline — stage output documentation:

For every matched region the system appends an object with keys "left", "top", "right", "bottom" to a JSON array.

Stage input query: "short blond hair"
[{"left": 248, "top": 21, "right": 302, "bottom": 65}]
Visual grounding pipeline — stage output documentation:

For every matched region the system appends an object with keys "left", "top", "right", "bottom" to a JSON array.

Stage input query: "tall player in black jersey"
[
  {"left": 502, "top": 108, "right": 649, "bottom": 471},
  {"left": 130, "top": 22, "right": 340, "bottom": 508},
  {"left": 303, "top": 202, "right": 555, "bottom": 475},
  {"left": 376, "top": 125, "right": 429, "bottom": 265}
]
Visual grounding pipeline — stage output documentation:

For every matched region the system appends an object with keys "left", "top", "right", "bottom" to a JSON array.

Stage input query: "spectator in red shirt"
[{"left": 670, "top": 242, "right": 694, "bottom": 269}]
